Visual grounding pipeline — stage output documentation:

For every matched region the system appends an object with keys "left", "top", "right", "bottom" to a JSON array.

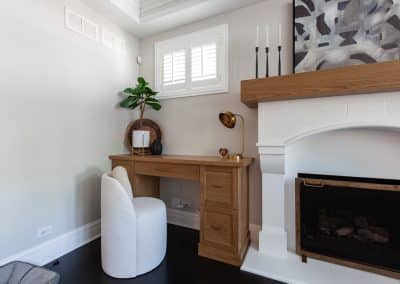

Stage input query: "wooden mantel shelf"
[{"left": 241, "top": 61, "right": 400, "bottom": 108}]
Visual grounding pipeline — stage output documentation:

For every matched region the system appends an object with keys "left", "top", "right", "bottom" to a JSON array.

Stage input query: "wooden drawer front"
[
  {"left": 203, "top": 211, "right": 234, "bottom": 248},
  {"left": 204, "top": 170, "right": 233, "bottom": 208},
  {"left": 135, "top": 162, "right": 199, "bottom": 181}
]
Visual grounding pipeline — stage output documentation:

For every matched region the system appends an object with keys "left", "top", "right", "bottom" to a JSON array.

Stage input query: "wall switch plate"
[{"left": 37, "top": 225, "right": 53, "bottom": 238}]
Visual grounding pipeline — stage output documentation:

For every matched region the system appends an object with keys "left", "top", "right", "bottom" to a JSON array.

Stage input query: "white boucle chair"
[{"left": 101, "top": 166, "right": 167, "bottom": 279}]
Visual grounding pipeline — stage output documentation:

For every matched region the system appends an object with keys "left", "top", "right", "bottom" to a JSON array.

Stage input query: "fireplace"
[
  {"left": 296, "top": 174, "right": 400, "bottom": 278},
  {"left": 239, "top": 92, "right": 400, "bottom": 283}
]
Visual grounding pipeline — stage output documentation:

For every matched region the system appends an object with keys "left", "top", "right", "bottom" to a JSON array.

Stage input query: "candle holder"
[
  {"left": 255, "top": 46, "right": 259, "bottom": 79},
  {"left": 265, "top": 47, "right": 269, "bottom": 77},
  {"left": 278, "top": 45, "right": 282, "bottom": 76}
]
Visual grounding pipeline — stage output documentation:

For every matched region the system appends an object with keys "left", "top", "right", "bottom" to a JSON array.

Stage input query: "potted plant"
[{"left": 120, "top": 77, "right": 162, "bottom": 152}]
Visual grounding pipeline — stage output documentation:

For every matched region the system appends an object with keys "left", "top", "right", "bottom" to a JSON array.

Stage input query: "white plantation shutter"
[
  {"left": 191, "top": 43, "right": 217, "bottom": 82},
  {"left": 155, "top": 24, "right": 228, "bottom": 99},
  {"left": 163, "top": 50, "right": 186, "bottom": 86}
]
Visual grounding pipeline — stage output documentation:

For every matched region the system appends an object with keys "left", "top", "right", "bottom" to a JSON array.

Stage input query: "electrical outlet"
[
  {"left": 37, "top": 225, "right": 53, "bottom": 238},
  {"left": 181, "top": 200, "right": 191, "bottom": 208},
  {"left": 172, "top": 198, "right": 191, "bottom": 209}
]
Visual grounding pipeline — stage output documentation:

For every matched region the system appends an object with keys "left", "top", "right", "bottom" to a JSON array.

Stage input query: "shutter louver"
[
  {"left": 163, "top": 50, "right": 186, "bottom": 86},
  {"left": 191, "top": 43, "right": 217, "bottom": 82}
]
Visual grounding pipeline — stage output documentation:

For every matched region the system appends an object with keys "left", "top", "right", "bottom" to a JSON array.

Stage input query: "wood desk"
[{"left": 109, "top": 154, "right": 253, "bottom": 266}]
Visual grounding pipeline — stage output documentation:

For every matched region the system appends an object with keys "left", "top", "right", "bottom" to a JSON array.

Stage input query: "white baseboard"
[
  {"left": 167, "top": 208, "right": 200, "bottom": 230},
  {"left": 0, "top": 218, "right": 256, "bottom": 268},
  {"left": 0, "top": 219, "right": 101, "bottom": 267}
]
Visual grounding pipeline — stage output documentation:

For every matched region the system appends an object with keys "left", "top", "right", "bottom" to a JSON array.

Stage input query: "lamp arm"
[{"left": 235, "top": 114, "right": 245, "bottom": 156}]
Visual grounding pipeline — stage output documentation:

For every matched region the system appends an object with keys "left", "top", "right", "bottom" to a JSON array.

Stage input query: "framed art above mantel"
[
  {"left": 294, "top": 0, "right": 400, "bottom": 73},
  {"left": 240, "top": 1, "right": 400, "bottom": 107}
]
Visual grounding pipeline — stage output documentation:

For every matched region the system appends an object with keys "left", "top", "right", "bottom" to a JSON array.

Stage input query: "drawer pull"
[
  {"left": 211, "top": 185, "right": 224, "bottom": 189},
  {"left": 210, "top": 225, "right": 222, "bottom": 231}
]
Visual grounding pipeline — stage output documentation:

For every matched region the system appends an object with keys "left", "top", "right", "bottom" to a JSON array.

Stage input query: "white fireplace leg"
[{"left": 258, "top": 147, "right": 288, "bottom": 258}]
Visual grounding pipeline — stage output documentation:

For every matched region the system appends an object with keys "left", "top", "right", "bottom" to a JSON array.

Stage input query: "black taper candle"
[
  {"left": 278, "top": 45, "right": 282, "bottom": 76},
  {"left": 256, "top": 46, "right": 259, "bottom": 79},
  {"left": 265, "top": 47, "right": 269, "bottom": 77}
]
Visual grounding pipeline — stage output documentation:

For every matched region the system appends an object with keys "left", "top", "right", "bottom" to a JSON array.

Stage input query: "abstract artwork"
[{"left": 294, "top": 0, "right": 400, "bottom": 73}]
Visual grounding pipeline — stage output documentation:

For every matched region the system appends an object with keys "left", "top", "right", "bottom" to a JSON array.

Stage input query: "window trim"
[{"left": 154, "top": 24, "right": 229, "bottom": 100}]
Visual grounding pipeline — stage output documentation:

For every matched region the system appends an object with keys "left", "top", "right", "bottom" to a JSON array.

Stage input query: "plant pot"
[{"left": 132, "top": 130, "right": 150, "bottom": 148}]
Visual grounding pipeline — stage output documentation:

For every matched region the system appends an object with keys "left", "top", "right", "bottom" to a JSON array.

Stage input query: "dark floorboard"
[{"left": 46, "top": 225, "right": 283, "bottom": 284}]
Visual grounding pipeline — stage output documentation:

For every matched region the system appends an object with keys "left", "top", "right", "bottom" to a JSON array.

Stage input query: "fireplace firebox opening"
[{"left": 296, "top": 173, "right": 400, "bottom": 279}]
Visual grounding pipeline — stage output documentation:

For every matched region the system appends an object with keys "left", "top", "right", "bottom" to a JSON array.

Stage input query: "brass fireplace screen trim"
[
  {"left": 295, "top": 177, "right": 400, "bottom": 280},
  {"left": 300, "top": 177, "right": 400, "bottom": 192}
]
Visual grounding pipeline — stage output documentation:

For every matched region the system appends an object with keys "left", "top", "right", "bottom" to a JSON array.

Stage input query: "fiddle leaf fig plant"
[{"left": 120, "top": 77, "right": 162, "bottom": 127}]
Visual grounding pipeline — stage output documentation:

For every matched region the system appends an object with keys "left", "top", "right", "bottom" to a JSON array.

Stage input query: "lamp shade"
[
  {"left": 219, "top": 112, "right": 237, "bottom": 129},
  {"left": 133, "top": 130, "right": 150, "bottom": 148}
]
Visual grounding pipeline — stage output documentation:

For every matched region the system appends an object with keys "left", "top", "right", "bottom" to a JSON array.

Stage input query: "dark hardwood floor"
[{"left": 45, "top": 225, "right": 283, "bottom": 284}]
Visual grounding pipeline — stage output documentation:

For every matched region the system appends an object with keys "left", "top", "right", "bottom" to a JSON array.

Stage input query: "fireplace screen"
[{"left": 296, "top": 174, "right": 400, "bottom": 276}]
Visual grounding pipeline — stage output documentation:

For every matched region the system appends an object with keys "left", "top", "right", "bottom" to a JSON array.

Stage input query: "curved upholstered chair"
[{"left": 101, "top": 167, "right": 167, "bottom": 279}]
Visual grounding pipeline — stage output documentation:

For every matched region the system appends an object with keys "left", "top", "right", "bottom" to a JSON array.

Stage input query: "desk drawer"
[
  {"left": 203, "top": 210, "right": 234, "bottom": 249},
  {"left": 135, "top": 162, "right": 199, "bottom": 180},
  {"left": 202, "top": 168, "right": 234, "bottom": 208}
]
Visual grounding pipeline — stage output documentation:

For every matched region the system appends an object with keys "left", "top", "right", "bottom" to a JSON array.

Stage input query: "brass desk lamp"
[{"left": 219, "top": 111, "right": 245, "bottom": 161}]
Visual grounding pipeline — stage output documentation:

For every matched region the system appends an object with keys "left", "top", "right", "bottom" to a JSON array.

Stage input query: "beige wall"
[
  {"left": 139, "top": 0, "right": 293, "bottom": 225},
  {"left": 0, "top": 0, "right": 139, "bottom": 260}
]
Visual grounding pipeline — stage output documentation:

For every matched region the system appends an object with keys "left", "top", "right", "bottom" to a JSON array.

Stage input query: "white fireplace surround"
[{"left": 242, "top": 92, "right": 400, "bottom": 284}]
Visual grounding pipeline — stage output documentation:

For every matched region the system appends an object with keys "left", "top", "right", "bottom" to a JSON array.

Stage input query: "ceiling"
[{"left": 82, "top": 0, "right": 263, "bottom": 38}]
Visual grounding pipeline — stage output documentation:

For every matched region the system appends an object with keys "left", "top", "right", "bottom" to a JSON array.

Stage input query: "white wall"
[
  {"left": 139, "top": 0, "right": 293, "bottom": 225},
  {"left": 286, "top": 128, "right": 400, "bottom": 251},
  {"left": 0, "top": 0, "right": 139, "bottom": 261}
]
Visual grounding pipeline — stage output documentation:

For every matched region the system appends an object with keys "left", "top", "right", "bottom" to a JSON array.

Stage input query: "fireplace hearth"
[{"left": 296, "top": 174, "right": 400, "bottom": 278}]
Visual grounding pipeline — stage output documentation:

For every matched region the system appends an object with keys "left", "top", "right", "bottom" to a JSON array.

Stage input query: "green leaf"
[
  {"left": 137, "top": 77, "right": 144, "bottom": 84},
  {"left": 144, "top": 86, "right": 155, "bottom": 93},
  {"left": 144, "top": 97, "right": 160, "bottom": 104},
  {"left": 123, "top": 88, "right": 136, "bottom": 94},
  {"left": 137, "top": 77, "right": 149, "bottom": 88},
  {"left": 146, "top": 101, "right": 162, "bottom": 111},
  {"left": 146, "top": 90, "right": 158, "bottom": 97},
  {"left": 120, "top": 97, "right": 139, "bottom": 109},
  {"left": 121, "top": 77, "right": 160, "bottom": 111}
]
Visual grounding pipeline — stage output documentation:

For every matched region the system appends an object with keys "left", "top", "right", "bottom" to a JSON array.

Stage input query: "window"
[{"left": 155, "top": 25, "right": 228, "bottom": 99}]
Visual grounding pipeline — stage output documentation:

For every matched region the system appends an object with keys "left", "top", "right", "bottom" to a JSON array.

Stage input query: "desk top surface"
[{"left": 109, "top": 154, "right": 253, "bottom": 168}]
